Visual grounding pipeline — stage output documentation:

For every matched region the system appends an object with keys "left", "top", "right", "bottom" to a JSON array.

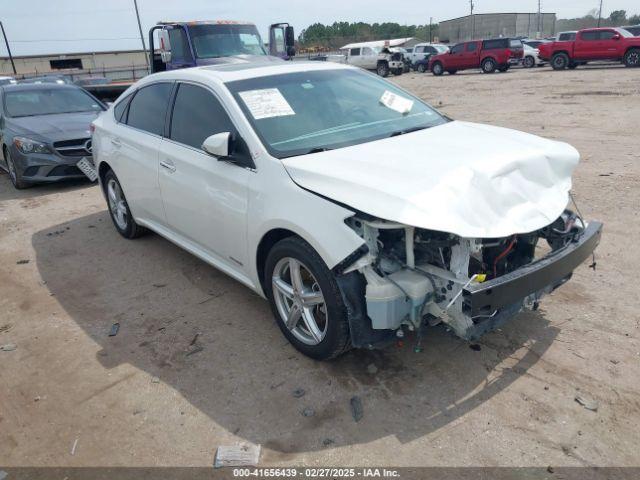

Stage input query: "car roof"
[
  {"left": 0, "top": 83, "right": 79, "bottom": 92},
  {"left": 137, "top": 61, "right": 355, "bottom": 85}
]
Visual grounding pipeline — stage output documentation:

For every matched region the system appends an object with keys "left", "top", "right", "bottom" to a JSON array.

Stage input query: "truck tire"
[
  {"left": 481, "top": 58, "right": 497, "bottom": 73},
  {"left": 431, "top": 61, "right": 444, "bottom": 76},
  {"left": 624, "top": 48, "right": 640, "bottom": 67},
  {"left": 377, "top": 62, "right": 389, "bottom": 77},
  {"left": 417, "top": 63, "right": 426, "bottom": 73},
  {"left": 551, "top": 52, "right": 569, "bottom": 70}
]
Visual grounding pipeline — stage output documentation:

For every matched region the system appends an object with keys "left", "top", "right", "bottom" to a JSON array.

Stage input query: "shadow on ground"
[
  {"left": 32, "top": 212, "right": 558, "bottom": 454},
  {"left": 0, "top": 172, "right": 94, "bottom": 202}
]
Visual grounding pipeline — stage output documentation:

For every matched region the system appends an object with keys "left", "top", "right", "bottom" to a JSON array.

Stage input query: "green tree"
[{"left": 609, "top": 10, "right": 627, "bottom": 24}]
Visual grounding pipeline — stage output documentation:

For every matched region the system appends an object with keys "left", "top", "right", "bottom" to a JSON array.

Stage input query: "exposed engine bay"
[{"left": 340, "top": 210, "right": 600, "bottom": 344}]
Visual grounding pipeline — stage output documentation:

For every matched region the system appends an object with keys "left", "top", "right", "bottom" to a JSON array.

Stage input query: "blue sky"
[{"left": 1, "top": 0, "right": 638, "bottom": 56}]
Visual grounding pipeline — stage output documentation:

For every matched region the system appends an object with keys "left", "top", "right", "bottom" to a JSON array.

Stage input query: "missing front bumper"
[{"left": 463, "top": 221, "right": 603, "bottom": 318}]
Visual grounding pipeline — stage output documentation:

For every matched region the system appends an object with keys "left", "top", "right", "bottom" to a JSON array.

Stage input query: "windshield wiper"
[{"left": 389, "top": 125, "right": 431, "bottom": 137}]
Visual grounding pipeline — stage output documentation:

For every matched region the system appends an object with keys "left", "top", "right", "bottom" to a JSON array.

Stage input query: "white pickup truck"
[{"left": 328, "top": 42, "right": 405, "bottom": 77}]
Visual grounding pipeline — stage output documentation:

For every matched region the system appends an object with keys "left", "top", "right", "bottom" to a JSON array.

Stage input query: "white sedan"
[
  {"left": 523, "top": 44, "right": 546, "bottom": 68},
  {"left": 92, "top": 62, "right": 601, "bottom": 360}
]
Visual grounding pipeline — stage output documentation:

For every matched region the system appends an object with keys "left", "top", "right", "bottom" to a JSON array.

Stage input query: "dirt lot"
[{"left": 1, "top": 66, "right": 639, "bottom": 468}]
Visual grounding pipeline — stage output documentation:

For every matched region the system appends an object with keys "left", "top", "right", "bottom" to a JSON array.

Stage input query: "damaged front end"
[{"left": 336, "top": 211, "right": 602, "bottom": 347}]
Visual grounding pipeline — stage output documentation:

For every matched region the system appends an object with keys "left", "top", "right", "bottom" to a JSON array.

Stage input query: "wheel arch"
[
  {"left": 256, "top": 228, "right": 299, "bottom": 294},
  {"left": 98, "top": 161, "right": 113, "bottom": 198}
]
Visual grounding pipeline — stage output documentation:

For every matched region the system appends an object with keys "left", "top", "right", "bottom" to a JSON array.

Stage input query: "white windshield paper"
[
  {"left": 239, "top": 88, "right": 295, "bottom": 120},
  {"left": 380, "top": 90, "right": 414, "bottom": 114}
]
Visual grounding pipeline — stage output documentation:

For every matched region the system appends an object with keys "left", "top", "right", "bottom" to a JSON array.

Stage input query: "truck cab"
[
  {"left": 540, "top": 27, "right": 640, "bottom": 70},
  {"left": 149, "top": 20, "right": 295, "bottom": 73}
]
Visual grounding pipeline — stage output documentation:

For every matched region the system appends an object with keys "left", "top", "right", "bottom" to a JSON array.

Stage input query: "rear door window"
[
  {"left": 169, "top": 83, "right": 235, "bottom": 150},
  {"left": 126, "top": 83, "right": 173, "bottom": 136},
  {"left": 581, "top": 31, "right": 600, "bottom": 41},
  {"left": 350, "top": 48, "right": 361, "bottom": 56},
  {"left": 483, "top": 39, "right": 509, "bottom": 50},
  {"left": 113, "top": 94, "right": 132, "bottom": 122},
  {"left": 466, "top": 43, "right": 477, "bottom": 52}
]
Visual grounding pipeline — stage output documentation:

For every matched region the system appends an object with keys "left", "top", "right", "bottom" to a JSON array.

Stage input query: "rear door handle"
[
  {"left": 160, "top": 159, "right": 176, "bottom": 173},
  {"left": 110, "top": 138, "right": 121, "bottom": 148}
]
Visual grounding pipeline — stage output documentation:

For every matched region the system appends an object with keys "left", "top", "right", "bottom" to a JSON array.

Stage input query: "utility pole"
[
  {"left": 470, "top": 0, "right": 475, "bottom": 39},
  {"left": 133, "top": 0, "right": 149, "bottom": 68},
  {"left": 429, "top": 17, "right": 433, "bottom": 42},
  {"left": 537, "top": 0, "right": 542, "bottom": 38},
  {"left": 597, "top": 0, "right": 604, "bottom": 27},
  {"left": 0, "top": 21, "right": 17, "bottom": 75}
]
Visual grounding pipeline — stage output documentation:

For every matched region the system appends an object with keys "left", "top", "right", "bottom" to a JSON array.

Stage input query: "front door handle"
[
  {"left": 110, "top": 138, "right": 121, "bottom": 148},
  {"left": 160, "top": 159, "right": 176, "bottom": 173}
]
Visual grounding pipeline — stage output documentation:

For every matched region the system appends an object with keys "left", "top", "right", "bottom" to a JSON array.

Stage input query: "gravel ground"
[{"left": 0, "top": 65, "right": 639, "bottom": 468}]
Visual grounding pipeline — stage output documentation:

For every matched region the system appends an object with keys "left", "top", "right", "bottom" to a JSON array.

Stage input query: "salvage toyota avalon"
[{"left": 91, "top": 62, "right": 602, "bottom": 360}]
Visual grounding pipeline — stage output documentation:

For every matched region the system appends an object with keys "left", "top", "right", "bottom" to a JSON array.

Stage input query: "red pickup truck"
[
  {"left": 429, "top": 38, "right": 524, "bottom": 76},
  {"left": 539, "top": 27, "right": 640, "bottom": 70}
]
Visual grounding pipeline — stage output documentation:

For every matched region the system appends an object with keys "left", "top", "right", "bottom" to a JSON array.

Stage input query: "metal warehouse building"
[
  {"left": 0, "top": 50, "right": 148, "bottom": 81},
  {"left": 439, "top": 13, "right": 557, "bottom": 43}
]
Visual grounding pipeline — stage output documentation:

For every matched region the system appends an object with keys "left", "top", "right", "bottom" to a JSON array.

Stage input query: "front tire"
[
  {"left": 265, "top": 237, "right": 351, "bottom": 360},
  {"left": 431, "top": 62, "right": 444, "bottom": 76},
  {"left": 551, "top": 52, "right": 569, "bottom": 70},
  {"left": 523, "top": 56, "right": 535, "bottom": 68},
  {"left": 4, "top": 149, "right": 29, "bottom": 189},
  {"left": 624, "top": 48, "right": 640, "bottom": 67},
  {"left": 376, "top": 62, "right": 389, "bottom": 77},
  {"left": 417, "top": 63, "right": 426, "bottom": 73},
  {"left": 103, "top": 170, "right": 147, "bottom": 239}
]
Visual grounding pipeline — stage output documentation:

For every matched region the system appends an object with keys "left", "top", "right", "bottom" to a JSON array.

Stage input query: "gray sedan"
[{"left": 0, "top": 83, "right": 105, "bottom": 189}]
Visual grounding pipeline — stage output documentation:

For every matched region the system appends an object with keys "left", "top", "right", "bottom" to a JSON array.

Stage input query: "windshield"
[
  {"left": 434, "top": 45, "right": 449, "bottom": 53},
  {"left": 189, "top": 24, "right": 266, "bottom": 58},
  {"left": 4, "top": 88, "right": 104, "bottom": 117},
  {"left": 227, "top": 69, "right": 447, "bottom": 159}
]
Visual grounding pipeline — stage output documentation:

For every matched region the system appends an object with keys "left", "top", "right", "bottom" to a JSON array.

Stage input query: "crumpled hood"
[
  {"left": 9, "top": 111, "right": 99, "bottom": 143},
  {"left": 282, "top": 121, "right": 580, "bottom": 238}
]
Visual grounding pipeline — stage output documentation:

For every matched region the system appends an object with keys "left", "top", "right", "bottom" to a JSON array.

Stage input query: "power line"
[{"left": 9, "top": 37, "right": 140, "bottom": 43}]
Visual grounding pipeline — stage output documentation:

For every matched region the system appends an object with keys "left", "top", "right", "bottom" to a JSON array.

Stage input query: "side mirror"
[
  {"left": 285, "top": 26, "right": 295, "bottom": 48},
  {"left": 612, "top": 34, "right": 621, "bottom": 40},
  {"left": 202, "top": 132, "right": 231, "bottom": 158}
]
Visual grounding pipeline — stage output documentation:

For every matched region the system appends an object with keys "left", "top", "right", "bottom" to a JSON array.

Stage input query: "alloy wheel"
[
  {"left": 107, "top": 178, "right": 128, "bottom": 230},
  {"left": 272, "top": 257, "right": 328, "bottom": 346}
]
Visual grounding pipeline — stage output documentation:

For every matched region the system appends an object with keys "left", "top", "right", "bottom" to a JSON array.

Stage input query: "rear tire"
[
  {"left": 523, "top": 56, "right": 535, "bottom": 68},
  {"left": 103, "top": 170, "right": 147, "bottom": 239},
  {"left": 417, "top": 63, "right": 426, "bottom": 73},
  {"left": 551, "top": 52, "right": 569, "bottom": 70},
  {"left": 265, "top": 237, "right": 351, "bottom": 361},
  {"left": 624, "top": 48, "right": 640, "bottom": 67},
  {"left": 431, "top": 62, "right": 444, "bottom": 76},
  {"left": 481, "top": 58, "right": 497, "bottom": 73}
]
